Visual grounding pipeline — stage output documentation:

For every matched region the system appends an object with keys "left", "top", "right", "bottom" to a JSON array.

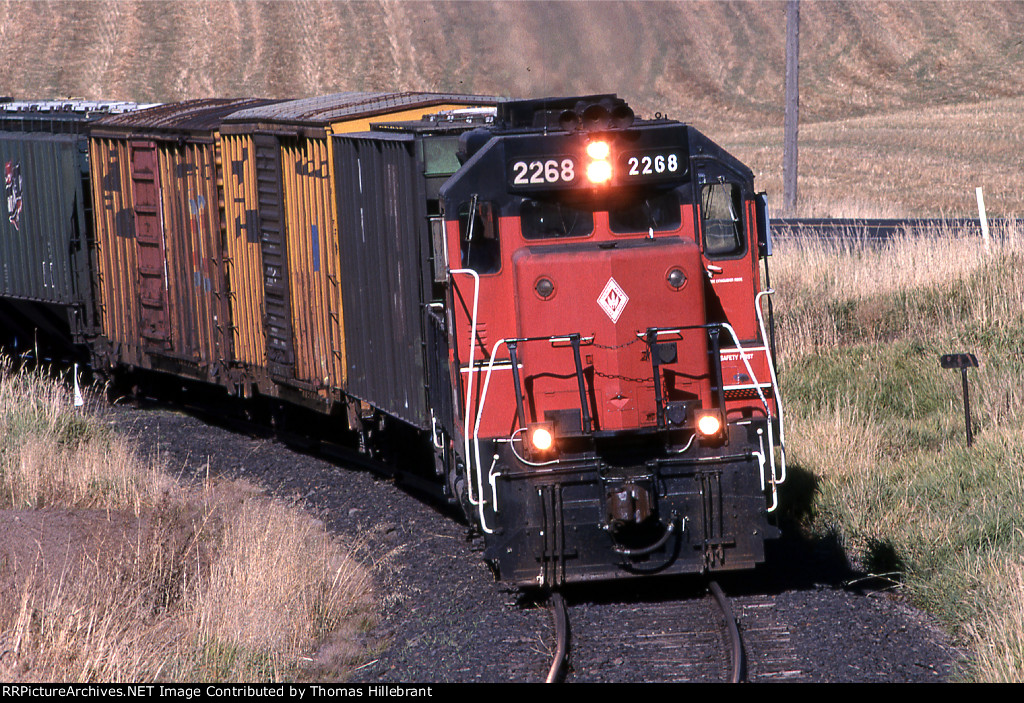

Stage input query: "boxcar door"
[
  {"left": 253, "top": 133, "right": 296, "bottom": 379},
  {"left": 129, "top": 140, "right": 171, "bottom": 351}
]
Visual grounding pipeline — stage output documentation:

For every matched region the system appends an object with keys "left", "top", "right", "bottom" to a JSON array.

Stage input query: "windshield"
[
  {"left": 520, "top": 198, "right": 594, "bottom": 239},
  {"left": 608, "top": 190, "right": 681, "bottom": 234},
  {"left": 701, "top": 183, "right": 744, "bottom": 257}
]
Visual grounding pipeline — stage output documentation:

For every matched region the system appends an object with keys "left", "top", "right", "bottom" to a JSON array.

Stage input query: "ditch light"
[
  {"left": 527, "top": 422, "right": 556, "bottom": 454},
  {"left": 695, "top": 410, "right": 723, "bottom": 439}
]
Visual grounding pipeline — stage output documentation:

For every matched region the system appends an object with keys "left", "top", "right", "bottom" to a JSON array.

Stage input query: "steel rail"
[
  {"left": 545, "top": 591, "right": 570, "bottom": 683},
  {"left": 709, "top": 580, "right": 745, "bottom": 683}
]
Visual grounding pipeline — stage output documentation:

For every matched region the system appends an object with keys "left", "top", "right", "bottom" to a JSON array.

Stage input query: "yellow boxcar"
[
  {"left": 90, "top": 135, "right": 141, "bottom": 362},
  {"left": 89, "top": 99, "right": 278, "bottom": 384},
  {"left": 219, "top": 92, "right": 497, "bottom": 402}
]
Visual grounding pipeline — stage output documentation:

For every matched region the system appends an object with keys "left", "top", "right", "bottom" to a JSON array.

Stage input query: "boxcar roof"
[
  {"left": 0, "top": 99, "right": 158, "bottom": 115},
  {"left": 90, "top": 98, "right": 282, "bottom": 136},
  {"left": 1, "top": 100, "right": 160, "bottom": 134},
  {"left": 220, "top": 91, "right": 501, "bottom": 131}
]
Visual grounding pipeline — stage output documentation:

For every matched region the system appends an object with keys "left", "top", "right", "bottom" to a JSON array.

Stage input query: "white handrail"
[
  {"left": 449, "top": 268, "right": 482, "bottom": 509},
  {"left": 754, "top": 290, "right": 788, "bottom": 489},
  {"left": 470, "top": 337, "right": 514, "bottom": 534},
  {"left": 717, "top": 320, "right": 786, "bottom": 512}
]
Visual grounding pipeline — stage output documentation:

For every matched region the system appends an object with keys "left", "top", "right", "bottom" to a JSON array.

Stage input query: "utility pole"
[{"left": 783, "top": 0, "right": 799, "bottom": 217}]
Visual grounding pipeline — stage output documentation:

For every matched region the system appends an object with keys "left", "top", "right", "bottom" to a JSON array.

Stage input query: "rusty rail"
[
  {"left": 545, "top": 591, "right": 570, "bottom": 683},
  {"left": 709, "top": 580, "right": 745, "bottom": 683}
]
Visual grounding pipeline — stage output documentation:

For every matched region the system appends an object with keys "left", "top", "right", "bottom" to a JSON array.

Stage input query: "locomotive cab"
[{"left": 437, "top": 96, "right": 786, "bottom": 588}]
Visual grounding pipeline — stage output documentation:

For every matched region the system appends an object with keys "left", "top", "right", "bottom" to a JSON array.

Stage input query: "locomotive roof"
[
  {"left": 89, "top": 98, "right": 282, "bottom": 136},
  {"left": 219, "top": 91, "right": 502, "bottom": 135}
]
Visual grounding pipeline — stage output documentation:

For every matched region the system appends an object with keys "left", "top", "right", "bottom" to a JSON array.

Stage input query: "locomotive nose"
[{"left": 512, "top": 240, "right": 709, "bottom": 434}]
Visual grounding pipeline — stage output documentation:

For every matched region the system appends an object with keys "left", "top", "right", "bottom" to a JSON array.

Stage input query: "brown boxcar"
[
  {"left": 219, "top": 92, "right": 497, "bottom": 403},
  {"left": 89, "top": 98, "right": 279, "bottom": 384}
]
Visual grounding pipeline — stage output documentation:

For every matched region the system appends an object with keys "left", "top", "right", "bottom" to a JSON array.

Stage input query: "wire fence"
[{"left": 771, "top": 218, "right": 1024, "bottom": 242}]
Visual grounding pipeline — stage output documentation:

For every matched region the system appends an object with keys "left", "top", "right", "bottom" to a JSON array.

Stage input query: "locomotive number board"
[
  {"left": 508, "top": 157, "right": 579, "bottom": 187},
  {"left": 618, "top": 149, "right": 686, "bottom": 181},
  {"left": 507, "top": 149, "right": 687, "bottom": 191}
]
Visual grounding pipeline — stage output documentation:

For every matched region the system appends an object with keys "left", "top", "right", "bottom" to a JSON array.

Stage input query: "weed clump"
[{"left": 0, "top": 360, "right": 374, "bottom": 682}]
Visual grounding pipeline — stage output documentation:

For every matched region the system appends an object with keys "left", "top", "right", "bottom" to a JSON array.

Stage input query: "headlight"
[
  {"left": 666, "top": 267, "right": 686, "bottom": 290},
  {"left": 586, "top": 159, "right": 612, "bottom": 184},
  {"left": 696, "top": 411, "right": 723, "bottom": 438},
  {"left": 528, "top": 423, "right": 555, "bottom": 452},
  {"left": 586, "top": 140, "right": 610, "bottom": 160},
  {"left": 585, "top": 139, "right": 612, "bottom": 184}
]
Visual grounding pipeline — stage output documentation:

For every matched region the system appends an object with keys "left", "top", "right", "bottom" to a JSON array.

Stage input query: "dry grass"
[
  {"left": 188, "top": 489, "right": 372, "bottom": 681},
  {"left": 966, "top": 555, "right": 1024, "bottom": 683},
  {"left": 0, "top": 360, "right": 374, "bottom": 682},
  {"left": 771, "top": 221, "right": 1024, "bottom": 358}
]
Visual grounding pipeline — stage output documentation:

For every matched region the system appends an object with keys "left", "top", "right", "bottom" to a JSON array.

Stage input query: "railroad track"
[
  {"left": 771, "top": 217, "right": 1024, "bottom": 241},
  {"left": 96, "top": 395, "right": 959, "bottom": 683},
  {"left": 709, "top": 580, "right": 744, "bottom": 683},
  {"left": 544, "top": 581, "right": 748, "bottom": 683}
]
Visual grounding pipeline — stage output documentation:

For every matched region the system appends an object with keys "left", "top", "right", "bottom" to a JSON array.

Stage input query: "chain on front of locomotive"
[{"left": 435, "top": 95, "right": 788, "bottom": 588}]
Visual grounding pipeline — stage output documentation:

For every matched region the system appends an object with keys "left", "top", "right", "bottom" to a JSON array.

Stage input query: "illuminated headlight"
[
  {"left": 586, "top": 159, "right": 612, "bottom": 184},
  {"left": 586, "top": 140, "right": 610, "bottom": 160},
  {"left": 695, "top": 412, "right": 723, "bottom": 438},
  {"left": 585, "top": 139, "right": 612, "bottom": 184},
  {"left": 527, "top": 423, "right": 556, "bottom": 453}
]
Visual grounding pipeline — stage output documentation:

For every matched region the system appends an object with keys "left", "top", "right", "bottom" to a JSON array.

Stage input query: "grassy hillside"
[{"left": 2, "top": 1, "right": 1022, "bottom": 216}]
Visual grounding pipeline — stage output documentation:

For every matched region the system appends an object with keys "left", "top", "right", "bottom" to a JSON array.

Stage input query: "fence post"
[{"left": 976, "top": 187, "right": 990, "bottom": 252}]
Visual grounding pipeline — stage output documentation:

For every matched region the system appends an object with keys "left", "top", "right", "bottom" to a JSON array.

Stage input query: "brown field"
[{"left": 2, "top": 1, "right": 1024, "bottom": 215}]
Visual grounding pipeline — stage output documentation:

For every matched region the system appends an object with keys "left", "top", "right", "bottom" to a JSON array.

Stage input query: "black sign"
[{"left": 940, "top": 353, "right": 978, "bottom": 369}]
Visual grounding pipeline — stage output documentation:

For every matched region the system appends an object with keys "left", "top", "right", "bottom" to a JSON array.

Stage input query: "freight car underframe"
[
  {"left": 0, "top": 299, "right": 92, "bottom": 363},
  {"left": 460, "top": 311, "right": 787, "bottom": 588}
]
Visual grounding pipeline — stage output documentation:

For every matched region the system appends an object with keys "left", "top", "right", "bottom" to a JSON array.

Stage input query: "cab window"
[
  {"left": 520, "top": 198, "right": 594, "bottom": 240},
  {"left": 609, "top": 190, "right": 681, "bottom": 234},
  {"left": 701, "top": 183, "right": 745, "bottom": 257},
  {"left": 459, "top": 199, "right": 500, "bottom": 274}
]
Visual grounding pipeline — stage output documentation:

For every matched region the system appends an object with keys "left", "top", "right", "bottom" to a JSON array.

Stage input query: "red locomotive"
[
  {"left": 432, "top": 96, "right": 787, "bottom": 586},
  {"left": 0, "top": 93, "right": 785, "bottom": 589}
]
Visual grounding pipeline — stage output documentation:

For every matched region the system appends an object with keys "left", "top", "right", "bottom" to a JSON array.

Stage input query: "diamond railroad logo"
[{"left": 597, "top": 277, "right": 629, "bottom": 323}]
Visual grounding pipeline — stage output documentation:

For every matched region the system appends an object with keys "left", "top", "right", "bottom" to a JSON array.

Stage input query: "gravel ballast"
[{"left": 106, "top": 402, "right": 966, "bottom": 683}]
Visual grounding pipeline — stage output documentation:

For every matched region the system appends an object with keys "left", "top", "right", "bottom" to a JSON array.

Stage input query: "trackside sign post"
[{"left": 940, "top": 353, "right": 979, "bottom": 448}]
